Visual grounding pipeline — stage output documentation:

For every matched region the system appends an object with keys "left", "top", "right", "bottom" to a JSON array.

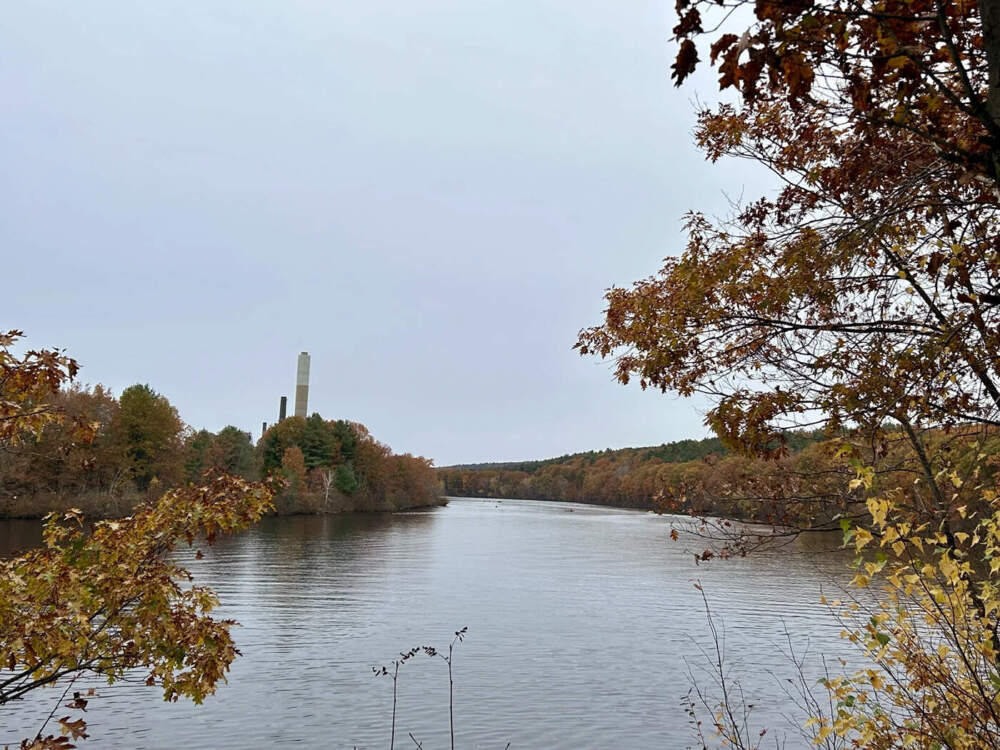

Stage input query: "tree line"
[
  {"left": 446, "top": 436, "right": 730, "bottom": 474},
  {"left": 0, "top": 379, "right": 442, "bottom": 518},
  {"left": 438, "top": 432, "right": 842, "bottom": 521}
]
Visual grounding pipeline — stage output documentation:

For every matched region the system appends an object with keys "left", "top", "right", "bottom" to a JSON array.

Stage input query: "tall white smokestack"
[{"left": 294, "top": 352, "right": 310, "bottom": 418}]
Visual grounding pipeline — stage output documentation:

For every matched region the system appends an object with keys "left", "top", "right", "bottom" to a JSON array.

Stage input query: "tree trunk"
[{"left": 978, "top": 0, "right": 1000, "bottom": 181}]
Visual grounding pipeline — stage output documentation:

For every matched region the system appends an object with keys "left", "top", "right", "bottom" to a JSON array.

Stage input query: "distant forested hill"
[
  {"left": 445, "top": 436, "right": 728, "bottom": 473},
  {"left": 437, "top": 431, "right": 827, "bottom": 516}
]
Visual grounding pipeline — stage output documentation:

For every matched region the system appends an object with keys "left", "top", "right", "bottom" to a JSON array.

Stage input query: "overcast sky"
[{"left": 2, "top": 0, "right": 770, "bottom": 465}]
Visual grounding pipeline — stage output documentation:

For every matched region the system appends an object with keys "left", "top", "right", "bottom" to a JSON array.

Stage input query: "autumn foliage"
[
  {"left": 578, "top": 0, "right": 1000, "bottom": 745},
  {"left": 580, "top": 0, "right": 1000, "bottom": 467},
  {"left": 438, "top": 432, "right": 851, "bottom": 523},
  {"left": 794, "top": 448, "right": 1000, "bottom": 748},
  {"left": 0, "top": 473, "right": 274, "bottom": 707},
  {"left": 0, "top": 331, "right": 275, "bottom": 748},
  {"left": 258, "top": 415, "right": 442, "bottom": 513},
  {"left": 0, "top": 345, "right": 441, "bottom": 519},
  {"left": 577, "top": 0, "right": 1000, "bottom": 525},
  {"left": 0, "top": 331, "right": 91, "bottom": 449},
  {"left": 669, "top": 0, "right": 1000, "bottom": 190}
]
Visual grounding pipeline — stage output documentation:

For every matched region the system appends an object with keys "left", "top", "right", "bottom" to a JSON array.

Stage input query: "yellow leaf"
[{"left": 855, "top": 528, "right": 874, "bottom": 549}]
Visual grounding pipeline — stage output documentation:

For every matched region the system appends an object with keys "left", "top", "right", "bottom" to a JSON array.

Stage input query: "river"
[{"left": 1, "top": 498, "right": 862, "bottom": 749}]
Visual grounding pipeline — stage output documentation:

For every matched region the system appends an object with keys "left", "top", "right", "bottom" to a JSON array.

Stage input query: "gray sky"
[{"left": 3, "top": 0, "right": 770, "bottom": 465}]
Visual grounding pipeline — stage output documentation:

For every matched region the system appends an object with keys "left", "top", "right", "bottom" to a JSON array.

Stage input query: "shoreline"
[{"left": 0, "top": 493, "right": 448, "bottom": 521}]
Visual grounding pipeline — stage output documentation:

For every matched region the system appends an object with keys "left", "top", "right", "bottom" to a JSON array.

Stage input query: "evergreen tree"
[
  {"left": 110, "top": 384, "right": 183, "bottom": 490},
  {"left": 300, "top": 414, "right": 336, "bottom": 469}
]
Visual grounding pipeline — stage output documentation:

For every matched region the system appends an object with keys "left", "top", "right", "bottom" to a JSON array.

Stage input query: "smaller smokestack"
[
  {"left": 262, "top": 421, "right": 268, "bottom": 437},
  {"left": 279, "top": 396, "right": 287, "bottom": 422}
]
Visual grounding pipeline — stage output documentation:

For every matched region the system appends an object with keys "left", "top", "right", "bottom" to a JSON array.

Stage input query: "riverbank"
[{"left": 0, "top": 488, "right": 447, "bottom": 520}]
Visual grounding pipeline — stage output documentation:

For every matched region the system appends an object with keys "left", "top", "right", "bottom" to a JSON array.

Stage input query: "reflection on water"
[
  {"left": 0, "top": 518, "right": 43, "bottom": 558},
  {"left": 1, "top": 499, "right": 860, "bottom": 749}
]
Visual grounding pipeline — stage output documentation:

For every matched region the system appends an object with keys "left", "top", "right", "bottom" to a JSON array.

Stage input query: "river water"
[{"left": 1, "top": 498, "right": 862, "bottom": 749}]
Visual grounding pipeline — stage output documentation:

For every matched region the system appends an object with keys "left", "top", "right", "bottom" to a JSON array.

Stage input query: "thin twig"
[{"left": 36, "top": 672, "right": 79, "bottom": 740}]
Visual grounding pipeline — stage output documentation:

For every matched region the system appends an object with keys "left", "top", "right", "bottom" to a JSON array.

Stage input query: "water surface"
[{"left": 1, "top": 498, "right": 860, "bottom": 748}]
